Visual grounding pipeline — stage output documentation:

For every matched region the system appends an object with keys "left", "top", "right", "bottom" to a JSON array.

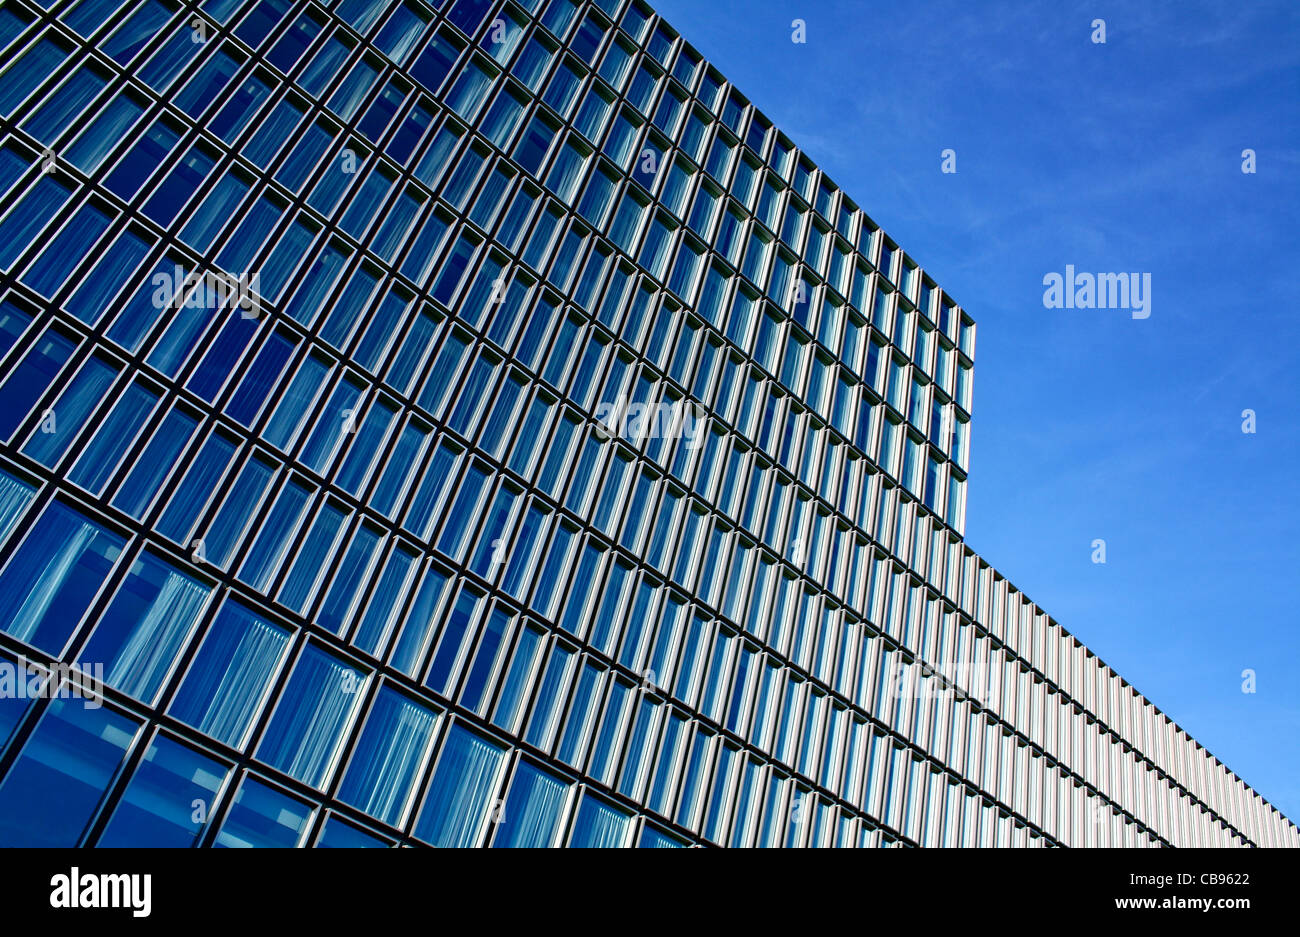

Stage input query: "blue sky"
[{"left": 649, "top": 0, "right": 1300, "bottom": 822}]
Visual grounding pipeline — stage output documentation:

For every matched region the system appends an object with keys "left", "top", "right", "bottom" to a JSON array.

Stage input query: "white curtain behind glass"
[
  {"left": 571, "top": 794, "right": 631, "bottom": 848},
  {"left": 182, "top": 608, "right": 289, "bottom": 748},
  {"left": 416, "top": 725, "right": 505, "bottom": 847},
  {"left": 340, "top": 688, "right": 438, "bottom": 826},
  {"left": 0, "top": 506, "right": 103, "bottom": 647},
  {"left": 259, "top": 647, "right": 363, "bottom": 788},
  {"left": 495, "top": 761, "right": 570, "bottom": 847},
  {"left": 0, "top": 471, "right": 35, "bottom": 547},
  {"left": 106, "top": 559, "right": 211, "bottom": 702}
]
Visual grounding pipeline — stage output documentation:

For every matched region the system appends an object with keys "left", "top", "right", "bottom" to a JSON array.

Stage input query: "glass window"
[
  {"left": 213, "top": 775, "right": 313, "bottom": 847},
  {"left": 446, "top": 0, "right": 494, "bottom": 37},
  {"left": 22, "top": 198, "right": 111, "bottom": 296},
  {"left": 389, "top": 561, "right": 452, "bottom": 675},
  {"left": 53, "top": 85, "right": 141, "bottom": 171},
  {"left": 317, "top": 522, "right": 383, "bottom": 636},
  {"left": 0, "top": 468, "right": 35, "bottom": 552},
  {"left": 0, "top": 499, "right": 124, "bottom": 656},
  {"left": 111, "top": 405, "right": 198, "bottom": 520},
  {"left": 316, "top": 814, "right": 390, "bottom": 847},
  {"left": 0, "top": 36, "right": 73, "bottom": 118},
  {"left": 569, "top": 792, "right": 631, "bottom": 847},
  {"left": 237, "top": 0, "right": 296, "bottom": 48},
  {"left": 459, "top": 606, "right": 511, "bottom": 712},
  {"left": 444, "top": 54, "right": 497, "bottom": 121},
  {"left": 0, "top": 698, "right": 138, "bottom": 846},
  {"left": 156, "top": 429, "right": 239, "bottom": 543},
  {"left": 81, "top": 551, "right": 211, "bottom": 704},
  {"left": 413, "top": 723, "right": 506, "bottom": 847},
  {"left": 410, "top": 28, "right": 464, "bottom": 92},
  {"left": 351, "top": 540, "right": 419, "bottom": 655},
  {"left": 101, "top": 0, "right": 174, "bottom": 64},
  {"left": 639, "top": 824, "right": 686, "bottom": 848},
  {"left": 491, "top": 759, "right": 570, "bottom": 847},
  {"left": 65, "top": 227, "right": 151, "bottom": 327},
  {"left": 175, "top": 45, "right": 243, "bottom": 119},
  {"left": 22, "top": 353, "right": 118, "bottom": 467},
  {"left": 256, "top": 643, "right": 366, "bottom": 788},
  {"left": 0, "top": 175, "right": 74, "bottom": 270},
  {"left": 96, "top": 733, "right": 227, "bottom": 847},
  {"left": 169, "top": 600, "right": 291, "bottom": 748},
  {"left": 338, "top": 686, "right": 439, "bottom": 826}
]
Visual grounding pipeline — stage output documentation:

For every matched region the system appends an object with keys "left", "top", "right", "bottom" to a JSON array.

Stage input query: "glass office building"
[{"left": 0, "top": 0, "right": 1293, "bottom": 848}]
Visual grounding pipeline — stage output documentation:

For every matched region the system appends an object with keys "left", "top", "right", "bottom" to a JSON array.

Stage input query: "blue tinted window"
[
  {"left": 351, "top": 541, "right": 417, "bottom": 655},
  {"left": 278, "top": 500, "right": 347, "bottom": 614},
  {"left": 276, "top": 120, "right": 333, "bottom": 193},
  {"left": 187, "top": 315, "right": 258, "bottom": 402},
  {"left": 21, "top": 62, "right": 109, "bottom": 144},
  {"left": 459, "top": 607, "right": 510, "bottom": 711},
  {"left": 170, "top": 601, "right": 290, "bottom": 748},
  {"left": 102, "top": 0, "right": 174, "bottom": 64},
  {"left": 337, "top": 687, "right": 438, "bottom": 826},
  {"left": 413, "top": 723, "right": 504, "bottom": 847},
  {"left": 237, "top": 477, "right": 311, "bottom": 591},
  {"left": 0, "top": 5, "right": 35, "bottom": 50},
  {"left": 112, "top": 406, "right": 198, "bottom": 519},
  {"left": 447, "top": 0, "right": 493, "bottom": 37},
  {"left": 0, "top": 176, "right": 74, "bottom": 270},
  {"left": 0, "top": 499, "right": 124, "bottom": 656},
  {"left": 235, "top": 0, "right": 292, "bottom": 48},
  {"left": 335, "top": 396, "right": 398, "bottom": 495},
  {"left": 65, "top": 227, "right": 151, "bottom": 326},
  {"left": 22, "top": 354, "right": 117, "bottom": 467},
  {"left": 300, "top": 32, "right": 353, "bottom": 96},
  {"left": 109, "top": 120, "right": 183, "bottom": 203},
  {"left": 175, "top": 46, "right": 242, "bottom": 118},
  {"left": 491, "top": 623, "right": 543, "bottom": 732},
  {"left": 316, "top": 522, "right": 381, "bottom": 634},
  {"left": 316, "top": 814, "right": 389, "bottom": 847},
  {"left": 267, "top": 8, "right": 325, "bottom": 73},
  {"left": 201, "top": 453, "right": 276, "bottom": 568},
  {"left": 375, "top": 5, "right": 427, "bottom": 62},
  {"left": 0, "top": 698, "right": 138, "bottom": 846},
  {"left": 263, "top": 352, "right": 330, "bottom": 450},
  {"left": 0, "top": 37, "right": 72, "bottom": 117},
  {"left": 639, "top": 824, "right": 686, "bottom": 848},
  {"left": 82, "top": 551, "right": 211, "bottom": 703},
  {"left": 569, "top": 792, "right": 631, "bottom": 847},
  {"left": 257, "top": 643, "right": 365, "bottom": 788},
  {"left": 214, "top": 775, "right": 312, "bottom": 847},
  {"left": 436, "top": 462, "right": 490, "bottom": 560},
  {"left": 226, "top": 330, "right": 295, "bottom": 426},
  {"left": 156, "top": 430, "right": 237, "bottom": 543},
  {"left": 96, "top": 734, "right": 227, "bottom": 847},
  {"left": 138, "top": 26, "right": 203, "bottom": 91},
  {"left": 0, "top": 321, "right": 66, "bottom": 417},
  {"left": 388, "top": 562, "right": 451, "bottom": 674},
  {"left": 180, "top": 168, "right": 250, "bottom": 250},
  {"left": 411, "top": 31, "right": 462, "bottom": 91},
  {"left": 492, "top": 759, "right": 569, "bottom": 847},
  {"left": 298, "top": 375, "right": 364, "bottom": 472},
  {"left": 0, "top": 469, "right": 36, "bottom": 551},
  {"left": 425, "top": 587, "right": 482, "bottom": 696}
]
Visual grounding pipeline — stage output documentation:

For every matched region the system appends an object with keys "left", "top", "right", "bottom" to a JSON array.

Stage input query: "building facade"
[{"left": 0, "top": 0, "right": 1293, "bottom": 847}]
